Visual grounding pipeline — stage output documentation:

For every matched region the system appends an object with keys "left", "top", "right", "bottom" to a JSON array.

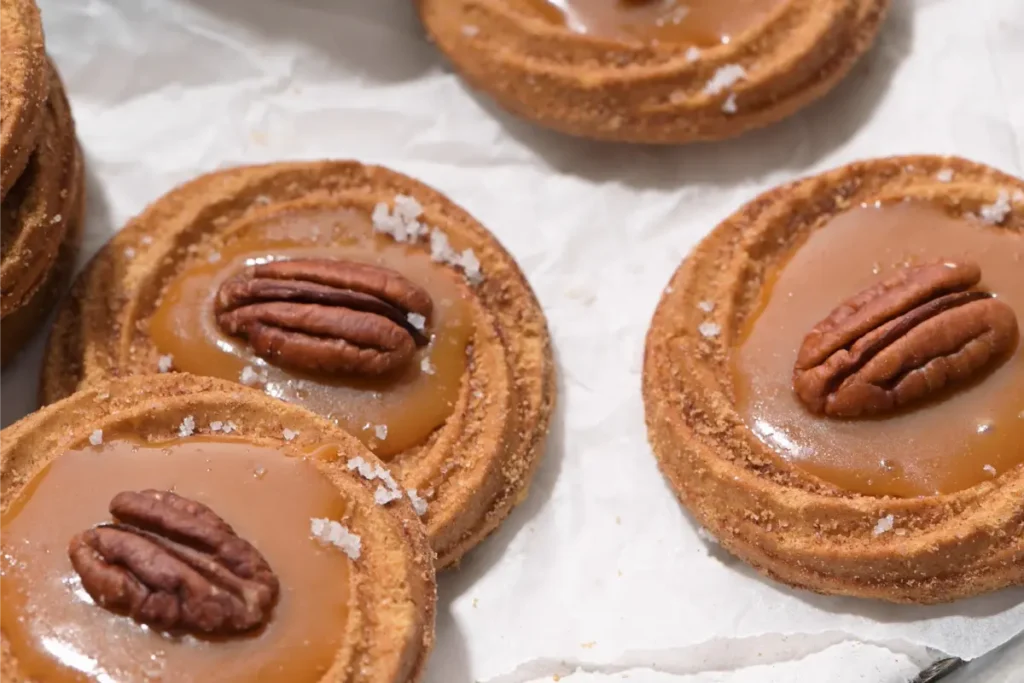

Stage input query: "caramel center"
[
  {"left": 734, "top": 201, "right": 1024, "bottom": 497},
  {"left": 525, "top": 0, "right": 787, "bottom": 46},
  {"left": 148, "top": 208, "right": 474, "bottom": 458},
  {"left": 1, "top": 437, "right": 353, "bottom": 683}
]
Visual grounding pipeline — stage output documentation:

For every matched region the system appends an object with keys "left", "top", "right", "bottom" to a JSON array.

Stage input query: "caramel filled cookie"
[
  {"left": 417, "top": 0, "right": 890, "bottom": 143},
  {"left": 1, "top": 374, "right": 435, "bottom": 683},
  {"left": 644, "top": 156, "right": 1023, "bottom": 603},
  {"left": 42, "top": 161, "right": 556, "bottom": 568}
]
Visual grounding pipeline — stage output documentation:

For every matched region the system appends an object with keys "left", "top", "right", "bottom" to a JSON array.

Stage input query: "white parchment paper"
[{"left": 5, "top": 0, "right": 1022, "bottom": 680}]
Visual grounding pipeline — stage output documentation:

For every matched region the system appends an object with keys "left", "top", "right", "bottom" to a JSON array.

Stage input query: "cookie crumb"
[
  {"left": 979, "top": 190, "right": 1012, "bottom": 225},
  {"left": 310, "top": 518, "right": 361, "bottom": 560},
  {"left": 872, "top": 514, "right": 894, "bottom": 536},
  {"left": 178, "top": 415, "right": 196, "bottom": 437},
  {"left": 89, "top": 429, "right": 103, "bottom": 446},
  {"left": 935, "top": 168, "right": 954, "bottom": 182},
  {"left": 282, "top": 428, "right": 299, "bottom": 441},
  {"left": 407, "top": 489, "right": 428, "bottom": 516},
  {"left": 157, "top": 354, "right": 174, "bottom": 373},
  {"left": 698, "top": 322, "right": 721, "bottom": 338},
  {"left": 704, "top": 64, "right": 746, "bottom": 95}
]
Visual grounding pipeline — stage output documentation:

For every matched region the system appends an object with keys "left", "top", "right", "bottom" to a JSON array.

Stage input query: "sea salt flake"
[
  {"left": 979, "top": 190, "right": 1012, "bottom": 225},
  {"left": 721, "top": 93, "right": 738, "bottom": 114},
  {"left": 407, "top": 312, "right": 426, "bottom": 331},
  {"left": 459, "top": 248, "right": 482, "bottom": 283},
  {"left": 374, "top": 424, "right": 388, "bottom": 441},
  {"left": 210, "top": 421, "right": 224, "bottom": 432},
  {"left": 461, "top": 24, "right": 480, "bottom": 38},
  {"left": 698, "top": 321, "right": 721, "bottom": 338},
  {"left": 696, "top": 527, "right": 718, "bottom": 545},
  {"left": 51, "top": 214, "right": 62, "bottom": 224},
  {"left": 698, "top": 301, "right": 715, "bottom": 313},
  {"left": 157, "top": 354, "right": 174, "bottom": 373},
  {"left": 420, "top": 356, "right": 436, "bottom": 375},
  {"left": 310, "top": 518, "right": 361, "bottom": 560},
  {"left": 685, "top": 46, "right": 701, "bottom": 62},
  {"left": 935, "top": 169, "right": 954, "bottom": 182},
  {"left": 983, "top": 464, "right": 997, "bottom": 476},
  {"left": 407, "top": 489, "right": 428, "bottom": 516},
  {"left": 704, "top": 64, "right": 747, "bottom": 95},
  {"left": 240, "top": 366, "right": 261, "bottom": 385},
  {"left": 124, "top": 247, "right": 136, "bottom": 259},
  {"left": 282, "top": 428, "right": 299, "bottom": 441},
  {"left": 140, "top": 236, "right": 153, "bottom": 245},
  {"left": 178, "top": 415, "right": 196, "bottom": 437},
  {"left": 976, "top": 421, "right": 994, "bottom": 435},
  {"left": 224, "top": 421, "right": 239, "bottom": 434},
  {"left": 873, "top": 514, "right": 895, "bottom": 536},
  {"left": 89, "top": 429, "right": 103, "bottom": 446},
  {"left": 374, "top": 485, "right": 403, "bottom": 505},
  {"left": 430, "top": 228, "right": 456, "bottom": 263}
]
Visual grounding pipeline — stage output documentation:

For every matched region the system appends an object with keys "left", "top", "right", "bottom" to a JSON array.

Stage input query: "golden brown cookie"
[
  {"left": 41, "top": 161, "right": 556, "bottom": 569},
  {"left": 1, "top": 373, "right": 436, "bottom": 683},
  {"left": 417, "top": 0, "right": 890, "bottom": 143},
  {"left": 644, "top": 156, "right": 1023, "bottom": 603},
  {"left": 0, "top": 0, "right": 49, "bottom": 200},
  {"left": 0, "top": 62, "right": 82, "bottom": 366}
]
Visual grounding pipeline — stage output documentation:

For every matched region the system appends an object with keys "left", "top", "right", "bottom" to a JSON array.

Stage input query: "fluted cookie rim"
[
  {"left": 1, "top": 373, "right": 436, "bottom": 683},
  {"left": 0, "top": 0, "right": 49, "bottom": 200},
  {"left": 39, "top": 160, "right": 557, "bottom": 570},
  {"left": 643, "top": 155, "right": 1024, "bottom": 604},
  {"left": 417, "top": 0, "right": 890, "bottom": 143}
]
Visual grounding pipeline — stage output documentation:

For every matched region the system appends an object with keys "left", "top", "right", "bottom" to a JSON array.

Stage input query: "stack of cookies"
[{"left": 0, "top": 0, "right": 83, "bottom": 366}]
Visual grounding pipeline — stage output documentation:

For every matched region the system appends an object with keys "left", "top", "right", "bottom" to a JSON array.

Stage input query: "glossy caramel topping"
[
  {"left": 1, "top": 438, "right": 352, "bottom": 683},
  {"left": 149, "top": 208, "right": 474, "bottom": 458},
  {"left": 526, "top": 0, "right": 787, "bottom": 46},
  {"left": 734, "top": 202, "right": 1024, "bottom": 497}
]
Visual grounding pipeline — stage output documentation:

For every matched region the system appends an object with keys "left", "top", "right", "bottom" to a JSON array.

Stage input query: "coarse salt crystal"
[
  {"left": 698, "top": 301, "right": 715, "bottom": 313},
  {"left": 721, "top": 93, "right": 738, "bottom": 114},
  {"left": 157, "top": 354, "right": 173, "bottom": 373},
  {"left": 374, "top": 424, "right": 388, "bottom": 441},
  {"left": 224, "top": 421, "right": 239, "bottom": 434},
  {"left": 394, "top": 194, "right": 424, "bottom": 221},
  {"left": 420, "top": 356, "right": 436, "bottom": 375},
  {"left": 240, "top": 366, "right": 262, "bottom": 385},
  {"left": 685, "top": 46, "right": 701, "bottom": 62},
  {"left": 89, "top": 429, "right": 103, "bottom": 446},
  {"left": 698, "top": 322, "right": 721, "bottom": 338},
  {"left": 979, "top": 190, "right": 1012, "bottom": 225},
  {"left": 178, "top": 416, "right": 196, "bottom": 437},
  {"left": 407, "top": 312, "right": 426, "bottom": 331},
  {"left": 459, "top": 248, "right": 482, "bottom": 283},
  {"left": 51, "top": 214, "right": 62, "bottom": 224},
  {"left": 210, "top": 421, "right": 224, "bottom": 432},
  {"left": 977, "top": 421, "right": 994, "bottom": 435},
  {"left": 983, "top": 464, "right": 997, "bottom": 476},
  {"left": 704, "top": 64, "right": 746, "bottom": 96},
  {"left": 310, "top": 518, "right": 361, "bottom": 560},
  {"left": 872, "top": 514, "right": 894, "bottom": 536},
  {"left": 374, "top": 485, "right": 403, "bottom": 505},
  {"left": 124, "top": 247, "right": 136, "bottom": 259},
  {"left": 347, "top": 456, "right": 376, "bottom": 479},
  {"left": 208, "top": 252, "right": 222, "bottom": 263},
  {"left": 254, "top": 194, "right": 271, "bottom": 206},
  {"left": 696, "top": 527, "right": 718, "bottom": 545},
  {"left": 935, "top": 169, "right": 954, "bottom": 182},
  {"left": 141, "top": 235, "right": 153, "bottom": 245},
  {"left": 1014, "top": 190, "right": 1024, "bottom": 204},
  {"left": 461, "top": 24, "right": 479, "bottom": 38},
  {"left": 282, "top": 428, "right": 299, "bottom": 441},
  {"left": 430, "top": 228, "right": 456, "bottom": 263},
  {"left": 407, "top": 489, "right": 428, "bottom": 516}
]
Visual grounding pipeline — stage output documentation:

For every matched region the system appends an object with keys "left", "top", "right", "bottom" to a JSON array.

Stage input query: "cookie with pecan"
[
  {"left": 644, "top": 156, "right": 1023, "bottom": 603},
  {"left": 1, "top": 373, "right": 435, "bottom": 683},
  {"left": 40, "top": 161, "right": 556, "bottom": 569},
  {"left": 417, "top": 0, "right": 890, "bottom": 143}
]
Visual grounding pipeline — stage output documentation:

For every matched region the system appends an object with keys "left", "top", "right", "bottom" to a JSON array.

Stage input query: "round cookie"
[
  {"left": 41, "top": 161, "right": 557, "bottom": 569},
  {"left": 644, "top": 156, "right": 1023, "bottom": 603},
  {"left": 417, "top": 0, "right": 891, "bottom": 143},
  {"left": 1, "top": 373, "right": 436, "bottom": 683}
]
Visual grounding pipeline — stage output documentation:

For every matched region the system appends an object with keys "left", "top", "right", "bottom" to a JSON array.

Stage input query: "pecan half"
[
  {"left": 793, "top": 261, "right": 1019, "bottom": 417},
  {"left": 68, "top": 490, "right": 279, "bottom": 635},
  {"left": 215, "top": 259, "right": 433, "bottom": 376}
]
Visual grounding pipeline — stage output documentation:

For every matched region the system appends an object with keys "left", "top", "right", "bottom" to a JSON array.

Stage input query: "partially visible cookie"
[
  {"left": 0, "top": 0, "right": 48, "bottom": 200},
  {"left": 418, "top": 0, "right": 890, "bottom": 143}
]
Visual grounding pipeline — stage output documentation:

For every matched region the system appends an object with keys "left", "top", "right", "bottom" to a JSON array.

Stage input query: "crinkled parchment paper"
[{"left": 4, "top": 0, "right": 1021, "bottom": 680}]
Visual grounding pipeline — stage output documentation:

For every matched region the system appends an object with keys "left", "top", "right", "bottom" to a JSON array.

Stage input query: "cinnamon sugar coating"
[
  {"left": 1, "top": 374, "right": 436, "bottom": 683},
  {"left": 0, "top": 0, "right": 48, "bottom": 200},
  {"left": 417, "top": 0, "right": 890, "bottom": 143},
  {"left": 643, "top": 156, "right": 1024, "bottom": 604},
  {"left": 41, "top": 160, "right": 556, "bottom": 568}
]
